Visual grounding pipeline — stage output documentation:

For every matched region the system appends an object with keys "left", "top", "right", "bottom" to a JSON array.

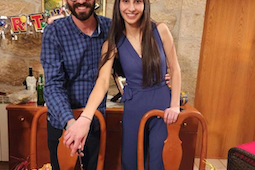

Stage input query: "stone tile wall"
[
  {"left": 0, "top": 0, "right": 206, "bottom": 104},
  {"left": 0, "top": 0, "right": 43, "bottom": 93}
]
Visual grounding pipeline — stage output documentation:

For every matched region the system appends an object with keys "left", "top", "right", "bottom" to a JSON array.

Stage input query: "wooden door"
[{"left": 195, "top": 0, "right": 255, "bottom": 158}]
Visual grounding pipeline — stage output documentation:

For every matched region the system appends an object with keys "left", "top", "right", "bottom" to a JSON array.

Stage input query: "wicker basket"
[{"left": 227, "top": 147, "right": 255, "bottom": 170}]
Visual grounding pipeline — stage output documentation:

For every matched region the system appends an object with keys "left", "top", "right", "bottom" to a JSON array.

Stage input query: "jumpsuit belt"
[{"left": 120, "top": 81, "right": 167, "bottom": 102}]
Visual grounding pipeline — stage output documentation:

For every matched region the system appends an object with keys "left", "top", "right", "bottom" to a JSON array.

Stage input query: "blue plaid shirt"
[{"left": 41, "top": 14, "right": 111, "bottom": 129}]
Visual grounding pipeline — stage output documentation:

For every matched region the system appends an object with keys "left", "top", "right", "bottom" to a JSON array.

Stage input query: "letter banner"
[{"left": 0, "top": 6, "right": 69, "bottom": 39}]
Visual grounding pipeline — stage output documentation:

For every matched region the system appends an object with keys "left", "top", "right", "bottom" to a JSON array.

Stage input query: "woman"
[{"left": 64, "top": 0, "right": 181, "bottom": 169}]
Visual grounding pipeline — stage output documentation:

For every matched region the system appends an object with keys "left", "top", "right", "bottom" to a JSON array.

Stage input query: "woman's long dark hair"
[{"left": 99, "top": 0, "right": 161, "bottom": 87}]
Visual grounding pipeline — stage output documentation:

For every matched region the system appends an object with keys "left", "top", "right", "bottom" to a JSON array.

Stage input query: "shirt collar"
[{"left": 68, "top": 13, "right": 102, "bottom": 37}]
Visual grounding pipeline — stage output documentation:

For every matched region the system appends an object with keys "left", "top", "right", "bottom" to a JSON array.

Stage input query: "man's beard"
[{"left": 67, "top": 1, "right": 95, "bottom": 21}]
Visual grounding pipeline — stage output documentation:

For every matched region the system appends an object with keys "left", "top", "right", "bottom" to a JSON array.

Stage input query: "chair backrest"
[
  {"left": 30, "top": 107, "right": 106, "bottom": 170},
  {"left": 137, "top": 109, "right": 208, "bottom": 170}
]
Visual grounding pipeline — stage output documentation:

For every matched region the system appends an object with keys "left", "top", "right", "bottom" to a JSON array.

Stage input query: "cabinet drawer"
[
  {"left": 8, "top": 110, "right": 35, "bottom": 128},
  {"left": 105, "top": 113, "right": 198, "bottom": 132},
  {"left": 106, "top": 113, "right": 123, "bottom": 131},
  {"left": 8, "top": 110, "right": 47, "bottom": 128}
]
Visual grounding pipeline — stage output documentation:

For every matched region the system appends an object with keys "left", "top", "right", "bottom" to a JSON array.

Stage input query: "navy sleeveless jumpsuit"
[{"left": 117, "top": 24, "right": 171, "bottom": 170}]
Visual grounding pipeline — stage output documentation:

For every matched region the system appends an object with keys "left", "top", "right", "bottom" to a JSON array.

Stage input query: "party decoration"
[
  {"left": 0, "top": 16, "right": 8, "bottom": 40},
  {"left": 10, "top": 15, "right": 27, "bottom": 33},
  {"left": 0, "top": 0, "right": 106, "bottom": 42},
  {"left": 29, "top": 13, "right": 46, "bottom": 32},
  {"left": 0, "top": 18, "right": 6, "bottom": 27},
  {"left": 20, "top": 15, "right": 27, "bottom": 23},
  {"left": 0, "top": 5, "right": 72, "bottom": 42},
  {"left": 41, "top": 21, "right": 47, "bottom": 28},
  {"left": 1, "top": 6, "right": 67, "bottom": 34},
  {"left": 48, "top": 7, "right": 61, "bottom": 17}
]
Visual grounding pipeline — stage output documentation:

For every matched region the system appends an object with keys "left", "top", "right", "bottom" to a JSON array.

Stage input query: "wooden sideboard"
[{"left": 7, "top": 103, "right": 199, "bottom": 170}]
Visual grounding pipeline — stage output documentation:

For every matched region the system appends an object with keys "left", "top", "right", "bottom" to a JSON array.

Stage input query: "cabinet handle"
[
  {"left": 20, "top": 117, "right": 25, "bottom": 122},
  {"left": 120, "top": 121, "right": 122, "bottom": 124},
  {"left": 182, "top": 122, "right": 187, "bottom": 127}
]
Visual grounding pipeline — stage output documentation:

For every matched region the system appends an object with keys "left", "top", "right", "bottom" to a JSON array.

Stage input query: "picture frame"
[
  {"left": 41, "top": 0, "right": 106, "bottom": 16},
  {"left": 42, "top": 0, "right": 64, "bottom": 12}
]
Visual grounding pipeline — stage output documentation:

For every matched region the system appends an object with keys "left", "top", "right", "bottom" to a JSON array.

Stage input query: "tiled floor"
[
  {"left": 0, "top": 159, "right": 227, "bottom": 170},
  {"left": 194, "top": 158, "right": 227, "bottom": 170}
]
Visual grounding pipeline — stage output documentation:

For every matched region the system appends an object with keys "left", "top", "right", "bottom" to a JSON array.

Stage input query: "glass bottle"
[
  {"left": 37, "top": 74, "right": 45, "bottom": 106},
  {"left": 26, "top": 67, "right": 36, "bottom": 92}
]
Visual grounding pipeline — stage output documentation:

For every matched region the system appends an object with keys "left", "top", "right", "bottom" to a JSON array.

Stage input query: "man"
[
  {"left": 42, "top": 0, "right": 172, "bottom": 169},
  {"left": 41, "top": 0, "right": 111, "bottom": 169}
]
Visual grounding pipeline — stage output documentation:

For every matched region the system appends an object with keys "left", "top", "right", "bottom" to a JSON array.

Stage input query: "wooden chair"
[
  {"left": 137, "top": 109, "right": 208, "bottom": 170},
  {"left": 30, "top": 107, "right": 106, "bottom": 170}
]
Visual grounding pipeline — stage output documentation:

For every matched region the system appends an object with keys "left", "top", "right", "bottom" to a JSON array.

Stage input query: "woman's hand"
[
  {"left": 164, "top": 106, "right": 180, "bottom": 124},
  {"left": 165, "top": 73, "right": 171, "bottom": 86},
  {"left": 63, "top": 117, "right": 91, "bottom": 156}
]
